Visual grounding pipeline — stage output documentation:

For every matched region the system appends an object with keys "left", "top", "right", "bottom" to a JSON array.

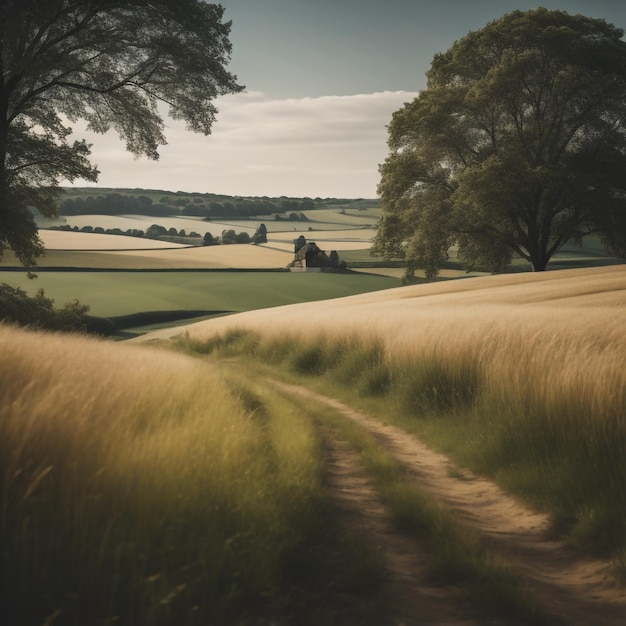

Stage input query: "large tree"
[
  {"left": 0, "top": 0, "right": 242, "bottom": 266},
  {"left": 374, "top": 9, "right": 626, "bottom": 277}
]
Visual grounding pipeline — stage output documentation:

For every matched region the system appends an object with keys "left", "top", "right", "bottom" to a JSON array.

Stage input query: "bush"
[
  {"left": 221, "top": 229, "right": 237, "bottom": 244},
  {"left": 0, "top": 284, "right": 90, "bottom": 332}
]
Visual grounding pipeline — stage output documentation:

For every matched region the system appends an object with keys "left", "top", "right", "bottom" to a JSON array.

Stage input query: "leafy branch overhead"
[
  {"left": 0, "top": 0, "right": 243, "bottom": 266},
  {"left": 374, "top": 9, "right": 626, "bottom": 277}
]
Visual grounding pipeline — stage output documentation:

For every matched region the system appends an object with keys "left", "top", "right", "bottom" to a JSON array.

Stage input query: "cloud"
[
  {"left": 207, "top": 90, "right": 419, "bottom": 145},
  {"left": 67, "top": 90, "right": 419, "bottom": 198}
]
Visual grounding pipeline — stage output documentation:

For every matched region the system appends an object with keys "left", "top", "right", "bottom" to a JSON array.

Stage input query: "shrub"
[{"left": 0, "top": 284, "right": 90, "bottom": 332}]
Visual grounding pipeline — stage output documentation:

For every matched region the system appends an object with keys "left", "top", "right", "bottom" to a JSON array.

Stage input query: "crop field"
[
  {"left": 140, "top": 264, "right": 626, "bottom": 346},
  {"left": 141, "top": 265, "right": 626, "bottom": 532},
  {"left": 297, "top": 208, "right": 380, "bottom": 225},
  {"left": 39, "top": 229, "right": 189, "bottom": 250},
  {"left": 0, "top": 213, "right": 393, "bottom": 336},
  {"left": 50, "top": 206, "right": 379, "bottom": 239},
  {"left": 143, "top": 265, "right": 626, "bottom": 569}
]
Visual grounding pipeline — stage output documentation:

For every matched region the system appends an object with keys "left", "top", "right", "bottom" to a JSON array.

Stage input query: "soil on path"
[
  {"left": 321, "top": 428, "right": 481, "bottom": 626},
  {"left": 273, "top": 379, "right": 626, "bottom": 626}
]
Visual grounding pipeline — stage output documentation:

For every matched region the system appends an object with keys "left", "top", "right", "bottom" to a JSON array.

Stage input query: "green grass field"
[{"left": 0, "top": 270, "right": 400, "bottom": 318}]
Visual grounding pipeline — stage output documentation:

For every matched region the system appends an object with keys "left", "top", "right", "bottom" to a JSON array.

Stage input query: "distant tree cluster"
[
  {"left": 274, "top": 212, "right": 310, "bottom": 222},
  {"left": 183, "top": 198, "right": 316, "bottom": 219},
  {"left": 220, "top": 229, "right": 252, "bottom": 244},
  {"left": 59, "top": 194, "right": 172, "bottom": 217},
  {"left": 182, "top": 199, "right": 276, "bottom": 219},
  {"left": 57, "top": 193, "right": 321, "bottom": 221},
  {"left": 49, "top": 223, "right": 203, "bottom": 242}
]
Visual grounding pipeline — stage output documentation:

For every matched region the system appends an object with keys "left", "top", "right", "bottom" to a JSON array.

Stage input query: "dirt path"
[
  {"left": 322, "top": 429, "right": 480, "bottom": 626},
  {"left": 273, "top": 379, "right": 626, "bottom": 625}
]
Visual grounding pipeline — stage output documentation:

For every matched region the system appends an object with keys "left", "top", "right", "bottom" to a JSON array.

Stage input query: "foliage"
[
  {"left": 60, "top": 193, "right": 173, "bottom": 217},
  {"left": 0, "top": 283, "right": 90, "bottom": 331},
  {"left": 235, "top": 231, "right": 251, "bottom": 244},
  {"left": 221, "top": 228, "right": 237, "bottom": 244},
  {"left": 252, "top": 223, "right": 268, "bottom": 244},
  {"left": 374, "top": 9, "right": 626, "bottom": 277},
  {"left": 203, "top": 231, "right": 217, "bottom": 246},
  {"left": 0, "top": 0, "right": 242, "bottom": 266}
]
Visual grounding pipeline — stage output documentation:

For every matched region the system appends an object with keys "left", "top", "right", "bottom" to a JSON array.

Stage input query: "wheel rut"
[
  {"left": 273, "top": 379, "right": 626, "bottom": 626},
  {"left": 321, "top": 429, "right": 480, "bottom": 626}
]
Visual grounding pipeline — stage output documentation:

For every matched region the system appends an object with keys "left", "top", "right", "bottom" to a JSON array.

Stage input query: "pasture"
[{"left": 0, "top": 270, "right": 399, "bottom": 319}]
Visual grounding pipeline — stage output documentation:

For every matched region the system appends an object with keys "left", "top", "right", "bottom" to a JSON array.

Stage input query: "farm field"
[
  {"left": 0, "top": 240, "right": 294, "bottom": 270},
  {"left": 4, "top": 265, "right": 626, "bottom": 625},
  {"left": 0, "top": 270, "right": 400, "bottom": 319},
  {"left": 138, "top": 264, "right": 626, "bottom": 342},
  {"left": 44, "top": 208, "right": 377, "bottom": 239},
  {"left": 39, "top": 229, "right": 189, "bottom": 250},
  {"left": 0, "top": 211, "right": 392, "bottom": 336}
]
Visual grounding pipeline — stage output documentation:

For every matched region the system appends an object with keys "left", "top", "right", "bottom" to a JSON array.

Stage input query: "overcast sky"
[{"left": 69, "top": 0, "right": 626, "bottom": 199}]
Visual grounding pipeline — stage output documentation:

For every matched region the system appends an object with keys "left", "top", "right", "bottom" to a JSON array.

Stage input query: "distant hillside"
[{"left": 57, "top": 187, "right": 380, "bottom": 220}]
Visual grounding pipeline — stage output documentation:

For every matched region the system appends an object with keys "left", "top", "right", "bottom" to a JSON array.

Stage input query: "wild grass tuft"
[{"left": 0, "top": 325, "right": 326, "bottom": 626}]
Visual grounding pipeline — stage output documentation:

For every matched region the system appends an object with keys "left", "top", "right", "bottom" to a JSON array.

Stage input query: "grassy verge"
[
  {"left": 0, "top": 325, "right": 352, "bottom": 625},
  {"left": 176, "top": 326, "right": 626, "bottom": 569},
  {"left": 1, "top": 323, "right": 405, "bottom": 625},
  {"left": 194, "top": 358, "right": 544, "bottom": 624}
]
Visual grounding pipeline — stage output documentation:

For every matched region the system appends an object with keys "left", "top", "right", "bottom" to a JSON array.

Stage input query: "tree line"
[{"left": 58, "top": 193, "right": 317, "bottom": 219}]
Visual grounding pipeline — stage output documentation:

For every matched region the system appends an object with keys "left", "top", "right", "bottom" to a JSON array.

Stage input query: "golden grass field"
[
  {"left": 159, "top": 264, "right": 626, "bottom": 565},
  {"left": 0, "top": 228, "right": 371, "bottom": 269},
  {"left": 142, "top": 265, "right": 626, "bottom": 506},
  {"left": 0, "top": 325, "right": 325, "bottom": 624},
  {"left": 3, "top": 264, "right": 626, "bottom": 624},
  {"left": 139, "top": 264, "right": 626, "bottom": 349},
  {"left": 37, "top": 229, "right": 292, "bottom": 268},
  {"left": 39, "top": 229, "right": 189, "bottom": 250}
]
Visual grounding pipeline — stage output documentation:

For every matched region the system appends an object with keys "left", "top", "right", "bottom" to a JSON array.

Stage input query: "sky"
[{"left": 68, "top": 0, "right": 626, "bottom": 199}]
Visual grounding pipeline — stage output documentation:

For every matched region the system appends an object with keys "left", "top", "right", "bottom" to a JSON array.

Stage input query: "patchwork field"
[
  {"left": 45, "top": 207, "right": 377, "bottom": 240},
  {"left": 38, "top": 229, "right": 189, "bottom": 250}
]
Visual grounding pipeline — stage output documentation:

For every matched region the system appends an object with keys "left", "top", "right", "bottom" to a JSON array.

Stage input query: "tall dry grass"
[
  {"left": 0, "top": 324, "right": 325, "bottom": 625},
  {"left": 173, "top": 265, "right": 626, "bottom": 559}
]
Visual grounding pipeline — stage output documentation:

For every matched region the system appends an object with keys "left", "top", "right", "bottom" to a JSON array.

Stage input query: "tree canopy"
[
  {"left": 374, "top": 9, "right": 626, "bottom": 277},
  {"left": 0, "top": 0, "right": 242, "bottom": 266}
]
